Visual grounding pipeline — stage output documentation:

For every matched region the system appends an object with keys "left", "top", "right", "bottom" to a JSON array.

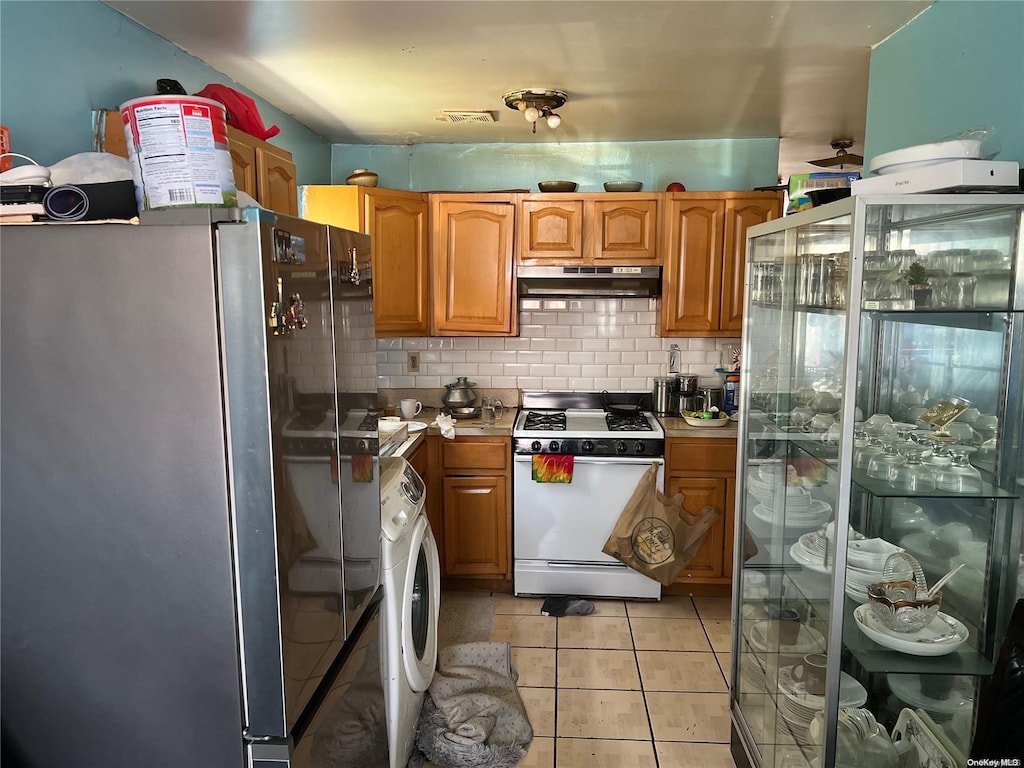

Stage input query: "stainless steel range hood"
[{"left": 517, "top": 265, "right": 661, "bottom": 298}]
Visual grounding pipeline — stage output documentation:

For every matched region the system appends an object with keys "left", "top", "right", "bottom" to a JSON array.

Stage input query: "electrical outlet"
[{"left": 407, "top": 351, "right": 420, "bottom": 373}]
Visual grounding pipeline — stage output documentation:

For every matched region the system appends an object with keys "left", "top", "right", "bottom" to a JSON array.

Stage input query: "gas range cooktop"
[{"left": 513, "top": 393, "right": 664, "bottom": 458}]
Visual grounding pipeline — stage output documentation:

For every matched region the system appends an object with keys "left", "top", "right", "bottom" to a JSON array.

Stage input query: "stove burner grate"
[
  {"left": 606, "top": 413, "right": 653, "bottom": 432},
  {"left": 522, "top": 411, "right": 567, "bottom": 431}
]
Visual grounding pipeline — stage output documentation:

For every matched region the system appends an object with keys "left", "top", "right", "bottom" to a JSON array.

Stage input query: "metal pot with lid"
[{"left": 442, "top": 376, "right": 478, "bottom": 408}]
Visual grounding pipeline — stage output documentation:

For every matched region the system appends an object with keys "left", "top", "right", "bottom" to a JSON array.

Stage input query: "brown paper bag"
[{"left": 602, "top": 464, "right": 720, "bottom": 587}]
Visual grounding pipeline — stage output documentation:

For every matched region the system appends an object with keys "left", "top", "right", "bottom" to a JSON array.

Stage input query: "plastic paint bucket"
[{"left": 120, "top": 95, "right": 237, "bottom": 211}]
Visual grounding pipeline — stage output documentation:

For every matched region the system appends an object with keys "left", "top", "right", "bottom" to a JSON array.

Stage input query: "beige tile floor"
[{"left": 439, "top": 592, "right": 739, "bottom": 768}]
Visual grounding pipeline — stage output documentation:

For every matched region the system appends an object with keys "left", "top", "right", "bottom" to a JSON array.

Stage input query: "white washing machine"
[{"left": 379, "top": 456, "right": 440, "bottom": 768}]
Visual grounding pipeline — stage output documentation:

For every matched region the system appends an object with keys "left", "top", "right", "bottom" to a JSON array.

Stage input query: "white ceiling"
[{"left": 104, "top": 0, "right": 931, "bottom": 180}]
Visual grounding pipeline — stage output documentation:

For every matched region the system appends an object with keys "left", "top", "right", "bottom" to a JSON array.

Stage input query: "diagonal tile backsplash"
[{"left": 376, "top": 298, "right": 739, "bottom": 392}]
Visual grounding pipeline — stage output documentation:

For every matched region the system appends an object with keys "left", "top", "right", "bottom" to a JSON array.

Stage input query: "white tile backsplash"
[{"left": 374, "top": 298, "right": 740, "bottom": 392}]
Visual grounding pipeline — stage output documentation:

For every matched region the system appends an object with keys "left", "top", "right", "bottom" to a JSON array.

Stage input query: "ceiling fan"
[{"left": 808, "top": 139, "right": 864, "bottom": 169}]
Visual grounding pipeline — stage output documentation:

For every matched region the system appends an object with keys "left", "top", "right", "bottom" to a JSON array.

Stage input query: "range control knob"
[
  {"left": 582, "top": 440, "right": 595, "bottom": 453},
  {"left": 531, "top": 440, "right": 542, "bottom": 452},
  {"left": 616, "top": 440, "right": 628, "bottom": 454},
  {"left": 549, "top": 441, "right": 560, "bottom": 453},
  {"left": 634, "top": 441, "right": 646, "bottom": 454}
]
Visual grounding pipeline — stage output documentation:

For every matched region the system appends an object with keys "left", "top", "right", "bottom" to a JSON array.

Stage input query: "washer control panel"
[{"left": 380, "top": 456, "right": 426, "bottom": 542}]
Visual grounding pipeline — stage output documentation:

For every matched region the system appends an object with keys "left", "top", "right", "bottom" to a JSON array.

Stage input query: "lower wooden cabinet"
[
  {"left": 664, "top": 437, "right": 737, "bottom": 587},
  {"left": 437, "top": 436, "right": 511, "bottom": 579},
  {"left": 442, "top": 476, "right": 509, "bottom": 577}
]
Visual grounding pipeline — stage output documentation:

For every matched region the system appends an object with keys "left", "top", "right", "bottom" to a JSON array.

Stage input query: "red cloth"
[{"left": 195, "top": 84, "right": 280, "bottom": 141}]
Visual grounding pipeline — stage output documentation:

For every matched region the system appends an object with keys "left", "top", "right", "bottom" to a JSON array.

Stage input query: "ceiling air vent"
[{"left": 436, "top": 110, "right": 496, "bottom": 124}]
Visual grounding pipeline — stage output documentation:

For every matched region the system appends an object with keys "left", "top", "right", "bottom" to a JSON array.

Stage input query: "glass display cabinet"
[{"left": 731, "top": 194, "right": 1024, "bottom": 768}]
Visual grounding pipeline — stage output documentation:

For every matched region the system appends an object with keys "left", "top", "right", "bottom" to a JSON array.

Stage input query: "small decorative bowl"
[
  {"left": 538, "top": 180, "right": 577, "bottom": 193},
  {"left": 346, "top": 169, "right": 379, "bottom": 187},
  {"left": 603, "top": 180, "right": 643, "bottom": 192},
  {"left": 867, "top": 580, "right": 941, "bottom": 633}
]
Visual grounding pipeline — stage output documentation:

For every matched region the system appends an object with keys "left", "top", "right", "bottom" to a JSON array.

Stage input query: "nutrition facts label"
[{"left": 123, "top": 97, "right": 235, "bottom": 209}]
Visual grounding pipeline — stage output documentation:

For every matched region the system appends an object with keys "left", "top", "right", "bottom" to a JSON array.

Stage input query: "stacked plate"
[
  {"left": 887, "top": 674, "right": 974, "bottom": 724},
  {"left": 748, "top": 619, "right": 826, "bottom": 657},
  {"left": 752, "top": 487, "right": 832, "bottom": 530},
  {"left": 777, "top": 665, "right": 868, "bottom": 741}
]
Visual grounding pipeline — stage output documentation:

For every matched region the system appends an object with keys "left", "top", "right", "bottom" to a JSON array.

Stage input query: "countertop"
[
  {"left": 385, "top": 410, "right": 737, "bottom": 448},
  {"left": 658, "top": 415, "right": 738, "bottom": 439}
]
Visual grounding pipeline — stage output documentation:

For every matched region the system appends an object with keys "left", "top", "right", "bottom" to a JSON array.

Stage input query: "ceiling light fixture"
[
  {"left": 808, "top": 139, "right": 864, "bottom": 169},
  {"left": 502, "top": 89, "right": 567, "bottom": 134}
]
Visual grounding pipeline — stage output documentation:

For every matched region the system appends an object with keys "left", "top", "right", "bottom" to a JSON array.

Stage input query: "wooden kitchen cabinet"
[
  {"left": 660, "top": 191, "right": 781, "bottom": 336},
  {"left": 663, "top": 437, "right": 737, "bottom": 590},
  {"left": 227, "top": 126, "right": 298, "bottom": 216},
  {"left": 301, "top": 186, "right": 430, "bottom": 336},
  {"left": 438, "top": 436, "right": 511, "bottom": 580},
  {"left": 431, "top": 194, "right": 517, "bottom": 336},
  {"left": 517, "top": 193, "right": 660, "bottom": 265}
]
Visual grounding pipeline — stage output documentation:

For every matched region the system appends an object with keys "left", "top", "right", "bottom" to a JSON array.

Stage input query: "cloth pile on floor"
[
  {"left": 540, "top": 596, "right": 594, "bottom": 617},
  {"left": 413, "top": 641, "right": 532, "bottom": 768}
]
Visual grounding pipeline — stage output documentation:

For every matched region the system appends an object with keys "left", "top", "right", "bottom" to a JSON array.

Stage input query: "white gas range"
[{"left": 512, "top": 392, "right": 665, "bottom": 600}]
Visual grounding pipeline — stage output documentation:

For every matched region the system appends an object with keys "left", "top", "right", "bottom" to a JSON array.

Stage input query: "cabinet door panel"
[
  {"left": 721, "top": 196, "right": 782, "bottom": 333},
  {"left": 592, "top": 198, "right": 659, "bottom": 263},
  {"left": 666, "top": 475, "right": 726, "bottom": 579},
  {"left": 369, "top": 194, "right": 430, "bottom": 336},
  {"left": 432, "top": 200, "right": 516, "bottom": 335},
  {"left": 228, "top": 136, "right": 258, "bottom": 200},
  {"left": 661, "top": 199, "right": 724, "bottom": 334},
  {"left": 442, "top": 476, "right": 509, "bottom": 577},
  {"left": 519, "top": 200, "right": 584, "bottom": 263},
  {"left": 256, "top": 145, "right": 298, "bottom": 216}
]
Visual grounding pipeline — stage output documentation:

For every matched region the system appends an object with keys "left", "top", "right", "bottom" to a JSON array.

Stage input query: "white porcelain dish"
[
  {"left": 748, "top": 620, "right": 826, "bottom": 655},
  {"left": 753, "top": 502, "right": 831, "bottom": 530},
  {"left": 886, "top": 674, "right": 974, "bottom": 717},
  {"left": 868, "top": 137, "right": 988, "bottom": 176},
  {"left": 789, "top": 541, "right": 831, "bottom": 575},
  {"left": 403, "top": 421, "right": 427, "bottom": 433},
  {"left": 891, "top": 708, "right": 963, "bottom": 767},
  {"left": 853, "top": 604, "right": 968, "bottom": 656},
  {"left": 847, "top": 538, "right": 904, "bottom": 569},
  {"left": 778, "top": 665, "right": 867, "bottom": 709}
]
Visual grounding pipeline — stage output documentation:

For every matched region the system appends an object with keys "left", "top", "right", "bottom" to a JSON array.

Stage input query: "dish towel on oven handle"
[{"left": 531, "top": 454, "right": 574, "bottom": 483}]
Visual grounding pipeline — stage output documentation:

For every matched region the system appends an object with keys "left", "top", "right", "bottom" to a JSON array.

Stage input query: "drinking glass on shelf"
[
  {"left": 934, "top": 445, "right": 983, "bottom": 493},
  {"left": 941, "top": 272, "right": 977, "bottom": 309},
  {"left": 889, "top": 444, "right": 936, "bottom": 492},
  {"left": 867, "top": 439, "right": 905, "bottom": 481}
]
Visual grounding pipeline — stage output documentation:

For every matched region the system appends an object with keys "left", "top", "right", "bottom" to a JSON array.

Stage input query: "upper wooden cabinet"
[
  {"left": 517, "top": 193, "right": 660, "bottom": 265},
  {"left": 660, "top": 191, "right": 782, "bottom": 337},
  {"left": 301, "top": 186, "right": 430, "bottom": 337},
  {"left": 227, "top": 126, "right": 298, "bottom": 216},
  {"left": 431, "top": 194, "right": 518, "bottom": 336}
]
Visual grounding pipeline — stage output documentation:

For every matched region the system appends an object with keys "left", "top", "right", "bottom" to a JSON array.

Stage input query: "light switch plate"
[{"left": 408, "top": 351, "right": 420, "bottom": 373}]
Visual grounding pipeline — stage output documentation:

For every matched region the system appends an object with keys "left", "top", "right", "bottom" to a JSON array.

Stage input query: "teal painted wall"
[
  {"left": 332, "top": 139, "right": 782, "bottom": 192},
  {"left": 0, "top": 1, "right": 331, "bottom": 184},
  {"left": 864, "top": 0, "right": 1024, "bottom": 170}
]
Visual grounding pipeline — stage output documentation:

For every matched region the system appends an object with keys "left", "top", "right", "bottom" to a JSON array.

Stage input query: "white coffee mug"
[{"left": 400, "top": 398, "right": 423, "bottom": 420}]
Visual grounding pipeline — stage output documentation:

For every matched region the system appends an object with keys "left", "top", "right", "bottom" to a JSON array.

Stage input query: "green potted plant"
[{"left": 903, "top": 261, "right": 932, "bottom": 307}]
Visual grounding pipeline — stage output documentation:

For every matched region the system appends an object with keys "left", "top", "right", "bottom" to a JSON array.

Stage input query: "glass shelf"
[
  {"left": 851, "top": 468, "right": 1019, "bottom": 500},
  {"left": 841, "top": 599, "right": 995, "bottom": 677}
]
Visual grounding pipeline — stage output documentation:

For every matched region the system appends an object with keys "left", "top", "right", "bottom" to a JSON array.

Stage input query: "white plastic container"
[{"left": 120, "top": 95, "right": 237, "bottom": 211}]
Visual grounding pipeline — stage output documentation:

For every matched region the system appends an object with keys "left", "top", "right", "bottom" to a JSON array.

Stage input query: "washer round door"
[{"left": 402, "top": 515, "right": 440, "bottom": 692}]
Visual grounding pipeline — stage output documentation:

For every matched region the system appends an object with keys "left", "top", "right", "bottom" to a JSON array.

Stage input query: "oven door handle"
[
  {"left": 513, "top": 455, "right": 664, "bottom": 466},
  {"left": 545, "top": 561, "right": 629, "bottom": 569}
]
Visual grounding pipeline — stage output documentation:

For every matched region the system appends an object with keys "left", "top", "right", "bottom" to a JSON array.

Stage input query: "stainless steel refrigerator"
[{"left": 1, "top": 208, "right": 386, "bottom": 766}]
